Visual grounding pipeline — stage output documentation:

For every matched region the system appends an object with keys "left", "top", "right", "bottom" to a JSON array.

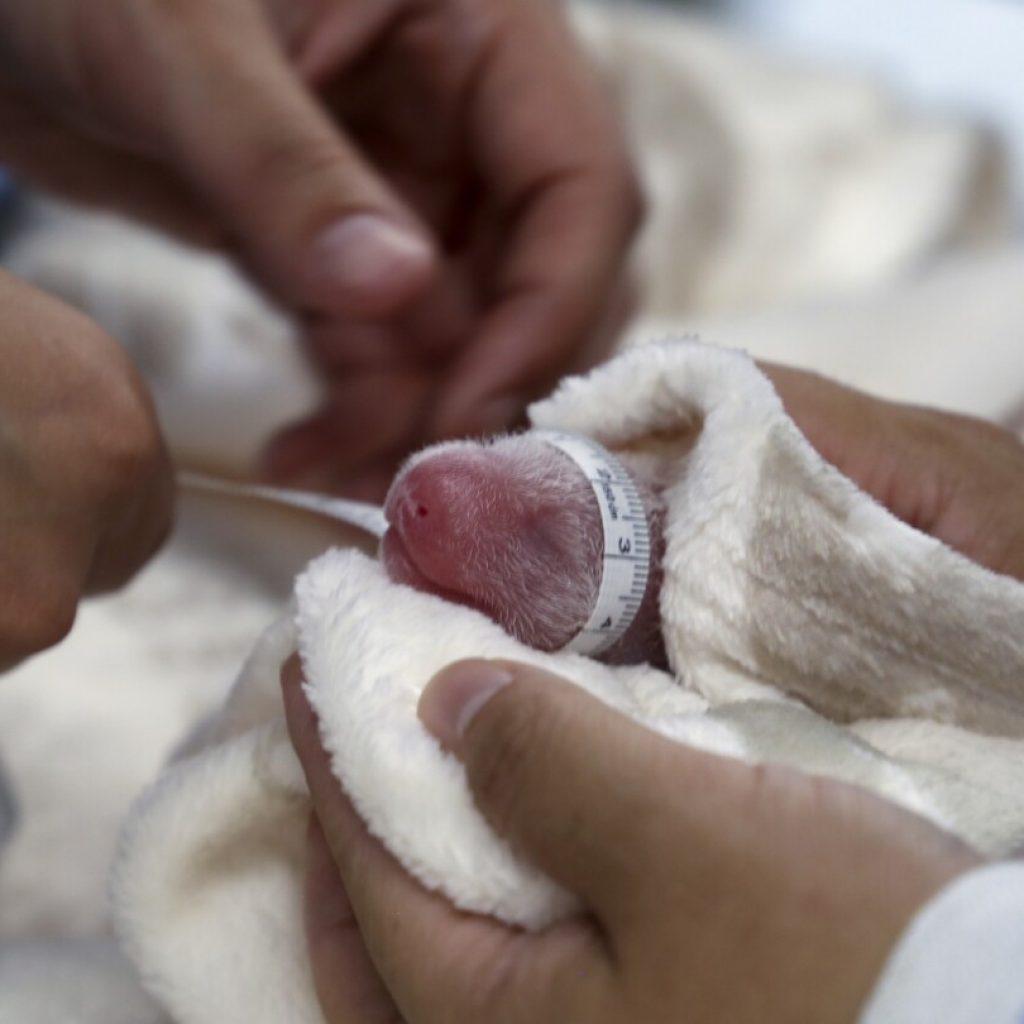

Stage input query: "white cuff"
[{"left": 860, "top": 862, "right": 1024, "bottom": 1024}]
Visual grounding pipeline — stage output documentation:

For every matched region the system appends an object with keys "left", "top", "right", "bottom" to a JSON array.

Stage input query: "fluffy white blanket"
[
  {"left": 2, "top": 3, "right": 1023, "bottom": 1019},
  {"left": 112, "top": 342, "right": 1024, "bottom": 1024}
]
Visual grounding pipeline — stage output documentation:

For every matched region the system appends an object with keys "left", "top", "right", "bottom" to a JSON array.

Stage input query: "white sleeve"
[{"left": 859, "top": 862, "right": 1024, "bottom": 1024}]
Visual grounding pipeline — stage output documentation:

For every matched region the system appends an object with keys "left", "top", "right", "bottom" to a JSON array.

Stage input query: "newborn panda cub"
[{"left": 380, "top": 434, "right": 668, "bottom": 667}]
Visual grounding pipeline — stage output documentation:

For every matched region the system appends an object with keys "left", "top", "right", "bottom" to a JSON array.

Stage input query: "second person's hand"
[
  {"left": 0, "top": 0, "right": 641, "bottom": 495},
  {"left": 765, "top": 365, "right": 1024, "bottom": 582},
  {"left": 0, "top": 272, "right": 173, "bottom": 670}
]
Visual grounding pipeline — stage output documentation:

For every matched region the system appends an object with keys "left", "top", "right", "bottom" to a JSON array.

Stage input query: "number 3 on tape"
[{"left": 534, "top": 431, "right": 652, "bottom": 657}]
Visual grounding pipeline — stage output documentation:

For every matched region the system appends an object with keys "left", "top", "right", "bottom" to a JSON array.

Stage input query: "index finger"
[{"left": 429, "top": 1, "right": 642, "bottom": 438}]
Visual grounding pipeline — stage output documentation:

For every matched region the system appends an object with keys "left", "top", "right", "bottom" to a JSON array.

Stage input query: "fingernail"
[
  {"left": 418, "top": 660, "right": 515, "bottom": 748},
  {"left": 314, "top": 215, "right": 433, "bottom": 316}
]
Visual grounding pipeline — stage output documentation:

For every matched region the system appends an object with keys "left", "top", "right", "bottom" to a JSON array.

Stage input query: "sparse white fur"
[{"left": 392, "top": 436, "right": 603, "bottom": 647}]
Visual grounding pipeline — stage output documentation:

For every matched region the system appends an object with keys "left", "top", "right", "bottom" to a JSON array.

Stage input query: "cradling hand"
[
  {"left": 766, "top": 364, "right": 1024, "bottom": 581},
  {"left": 0, "top": 0, "right": 640, "bottom": 497},
  {"left": 283, "top": 655, "right": 977, "bottom": 1024}
]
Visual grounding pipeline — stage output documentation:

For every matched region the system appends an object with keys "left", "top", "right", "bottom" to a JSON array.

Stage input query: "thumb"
[
  {"left": 418, "top": 659, "right": 744, "bottom": 929},
  {"left": 143, "top": 3, "right": 436, "bottom": 317}
]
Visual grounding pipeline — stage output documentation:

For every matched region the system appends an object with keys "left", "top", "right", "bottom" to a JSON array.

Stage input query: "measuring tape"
[
  {"left": 534, "top": 431, "right": 652, "bottom": 657},
  {"left": 178, "top": 471, "right": 388, "bottom": 537}
]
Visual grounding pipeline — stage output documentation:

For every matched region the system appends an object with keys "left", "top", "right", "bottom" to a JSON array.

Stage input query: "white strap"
[{"left": 177, "top": 471, "right": 388, "bottom": 538}]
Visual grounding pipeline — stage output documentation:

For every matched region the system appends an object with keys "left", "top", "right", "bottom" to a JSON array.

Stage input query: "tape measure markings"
[{"left": 533, "top": 431, "right": 652, "bottom": 657}]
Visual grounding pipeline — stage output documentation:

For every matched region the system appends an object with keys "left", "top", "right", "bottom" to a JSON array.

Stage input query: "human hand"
[
  {"left": 764, "top": 365, "right": 1024, "bottom": 581},
  {"left": 0, "top": 0, "right": 640, "bottom": 496},
  {"left": 0, "top": 272, "right": 173, "bottom": 670},
  {"left": 283, "top": 655, "right": 978, "bottom": 1024}
]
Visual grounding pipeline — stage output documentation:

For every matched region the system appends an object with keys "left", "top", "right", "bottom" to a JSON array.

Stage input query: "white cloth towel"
[
  {"left": 860, "top": 862, "right": 1024, "bottom": 1024},
  {"left": 113, "top": 341, "right": 1024, "bottom": 1024}
]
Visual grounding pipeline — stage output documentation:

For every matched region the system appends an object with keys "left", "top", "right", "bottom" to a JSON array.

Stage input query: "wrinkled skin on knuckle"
[
  {"left": 66, "top": 0, "right": 251, "bottom": 142},
  {"left": 8, "top": 0, "right": 163, "bottom": 128},
  {"left": 459, "top": 927, "right": 601, "bottom": 1024},
  {"left": 237, "top": 131, "right": 354, "bottom": 230}
]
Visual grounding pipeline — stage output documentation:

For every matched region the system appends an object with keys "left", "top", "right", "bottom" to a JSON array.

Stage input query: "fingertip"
[
  {"left": 418, "top": 659, "right": 517, "bottom": 750},
  {"left": 309, "top": 214, "right": 437, "bottom": 318},
  {"left": 423, "top": 297, "right": 562, "bottom": 441}
]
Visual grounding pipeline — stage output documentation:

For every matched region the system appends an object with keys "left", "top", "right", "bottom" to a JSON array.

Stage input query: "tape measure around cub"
[{"left": 534, "top": 431, "right": 652, "bottom": 657}]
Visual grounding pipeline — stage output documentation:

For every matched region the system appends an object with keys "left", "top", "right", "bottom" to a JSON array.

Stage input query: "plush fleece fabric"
[{"left": 111, "top": 340, "right": 1024, "bottom": 1024}]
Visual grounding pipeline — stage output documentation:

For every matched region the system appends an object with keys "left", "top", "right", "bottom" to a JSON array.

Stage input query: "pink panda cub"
[{"left": 381, "top": 433, "right": 667, "bottom": 667}]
